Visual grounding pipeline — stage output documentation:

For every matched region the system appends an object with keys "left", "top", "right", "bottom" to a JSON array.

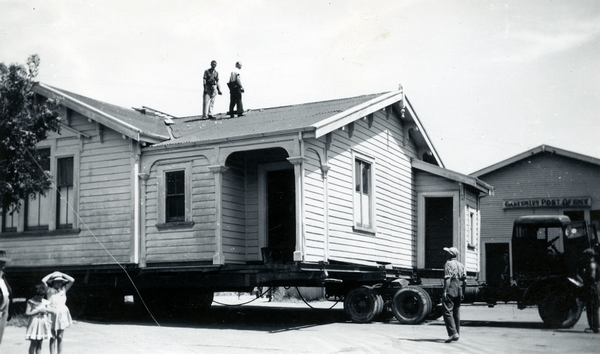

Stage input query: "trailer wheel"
[
  {"left": 344, "top": 286, "right": 384, "bottom": 323},
  {"left": 538, "top": 290, "right": 583, "bottom": 328},
  {"left": 392, "top": 286, "right": 432, "bottom": 324}
]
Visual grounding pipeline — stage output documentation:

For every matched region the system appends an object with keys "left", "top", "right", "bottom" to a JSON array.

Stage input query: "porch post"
[
  {"left": 287, "top": 156, "right": 305, "bottom": 262},
  {"left": 209, "top": 165, "right": 229, "bottom": 265},
  {"left": 138, "top": 173, "right": 149, "bottom": 267}
]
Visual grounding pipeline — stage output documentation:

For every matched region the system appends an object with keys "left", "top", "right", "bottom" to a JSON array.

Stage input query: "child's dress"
[
  {"left": 47, "top": 287, "right": 73, "bottom": 330},
  {"left": 25, "top": 298, "right": 52, "bottom": 340}
]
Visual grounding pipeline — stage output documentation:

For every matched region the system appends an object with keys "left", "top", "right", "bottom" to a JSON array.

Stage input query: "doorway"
[
  {"left": 266, "top": 169, "right": 296, "bottom": 262},
  {"left": 424, "top": 197, "right": 453, "bottom": 269},
  {"left": 485, "top": 242, "right": 510, "bottom": 287}
]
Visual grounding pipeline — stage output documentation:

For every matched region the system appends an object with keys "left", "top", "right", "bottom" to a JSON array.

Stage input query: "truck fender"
[{"left": 519, "top": 276, "right": 579, "bottom": 309}]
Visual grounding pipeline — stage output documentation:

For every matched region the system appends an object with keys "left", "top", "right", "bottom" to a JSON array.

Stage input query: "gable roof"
[
  {"left": 33, "top": 83, "right": 171, "bottom": 144},
  {"left": 412, "top": 159, "right": 493, "bottom": 195},
  {"left": 33, "top": 84, "right": 444, "bottom": 167},
  {"left": 154, "top": 89, "right": 443, "bottom": 166},
  {"left": 471, "top": 144, "right": 600, "bottom": 177}
]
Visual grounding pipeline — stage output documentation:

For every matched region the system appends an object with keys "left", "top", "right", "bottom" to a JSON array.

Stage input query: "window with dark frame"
[
  {"left": 56, "top": 156, "right": 74, "bottom": 229},
  {"left": 165, "top": 170, "right": 185, "bottom": 222}
]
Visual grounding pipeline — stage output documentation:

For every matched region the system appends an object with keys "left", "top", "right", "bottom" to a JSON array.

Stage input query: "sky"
[{"left": 2, "top": 0, "right": 599, "bottom": 174}]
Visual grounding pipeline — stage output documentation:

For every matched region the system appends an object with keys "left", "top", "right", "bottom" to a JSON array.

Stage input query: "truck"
[{"left": 479, "top": 215, "right": 599, "bottom": 328}]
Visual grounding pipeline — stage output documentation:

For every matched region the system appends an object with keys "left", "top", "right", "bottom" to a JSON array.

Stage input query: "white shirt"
[{"left": 0, "top": 277, "right": 9, "bottom": 312}]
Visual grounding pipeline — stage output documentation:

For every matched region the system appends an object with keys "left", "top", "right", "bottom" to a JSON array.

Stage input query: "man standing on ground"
[
  {"left": 228, "top": 61, "right": 244, "bottom": 118},
  {"left": 203, "top": 60, "right": 222, "bottom": 119},
  {"left": 0, "top": 250, "right": 12, "bottom": 345},
  {"left": 582, "top": 248, "right": 599, "bottom": 333},
  {"left": 442, "top": 246, "right": 466, "bottom": 343}
]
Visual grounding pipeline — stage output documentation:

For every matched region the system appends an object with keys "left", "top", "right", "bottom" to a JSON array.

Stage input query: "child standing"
[
  {"left": 42, "top": 272, "right": 74, "bottom": 354},
  {"left": 25, "top": 283, "right": 53, "bottom": 354}
]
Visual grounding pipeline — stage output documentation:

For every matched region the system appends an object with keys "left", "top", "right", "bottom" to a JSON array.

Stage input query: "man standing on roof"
[
  {"left": 442, "top": 246, "right": 466, "bottom": 343},
  {"left": 203, "top": 60, "right": 222, "bottom": 119},
  {"left": 228, "top": 61, "right": 244, "bottom": 118}
]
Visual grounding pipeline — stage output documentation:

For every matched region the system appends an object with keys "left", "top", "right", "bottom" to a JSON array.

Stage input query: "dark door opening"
[
  {"left": 485, "top": 243, "right": 510, "bottom": 288},
  {"left": 425, "top": 197, "right": 453, "bottom": 269},
  {"left": 267, "top": 169, "right": 295, "bottom": 263}
]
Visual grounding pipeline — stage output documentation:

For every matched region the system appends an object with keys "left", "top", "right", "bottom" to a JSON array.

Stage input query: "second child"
[{"left": 25, "top": 283, "right": 54, "bottom": 354}]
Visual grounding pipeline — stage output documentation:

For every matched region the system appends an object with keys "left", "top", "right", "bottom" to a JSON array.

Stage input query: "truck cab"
[{"left": 509, "top": 215, "right": 598, "bottom": 327}]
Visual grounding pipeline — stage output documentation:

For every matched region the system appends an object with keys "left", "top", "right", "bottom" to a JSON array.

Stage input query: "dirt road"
[{"left": 3, "top": 295, "right": 599, "bottom": 354}]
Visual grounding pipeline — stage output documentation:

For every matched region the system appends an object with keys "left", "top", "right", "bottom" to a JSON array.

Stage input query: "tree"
[{"left": 0, "top": 55, "right": 61, "bottom": 213}]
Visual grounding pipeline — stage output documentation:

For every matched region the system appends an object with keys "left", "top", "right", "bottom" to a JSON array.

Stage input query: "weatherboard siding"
[
  {"left": 0, "top": 112, "right": 136, "bottom": 267},
  {"left": 303, "top": 141, "right": 326, "bottom": 262},
  {"left": 144, "top": 155, "right": 216, "bottom": 263},
  {"left": 243, "top": 164, "right": 260, "bottom": 262},
  {"left": 76, "top": 125, "right": 134, "bottom": 264},
  {"left": 322, "top": 110, "right": 416, "bottom": 267},
  {"left": 222, "top": 157, "right": 247, "bottom": 263}
]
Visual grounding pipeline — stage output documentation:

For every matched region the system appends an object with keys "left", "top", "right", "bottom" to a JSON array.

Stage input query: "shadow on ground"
[
  {"left": 77, "top": 303, "right": 555, "bottom": 333},
  {"left": 78, "top": 304, "right": 351, "bottom": 332}
]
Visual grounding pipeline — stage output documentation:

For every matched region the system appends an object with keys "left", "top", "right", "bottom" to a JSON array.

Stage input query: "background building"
[{"left": 471, "top": 145, "right": 600, "bottom": 284}]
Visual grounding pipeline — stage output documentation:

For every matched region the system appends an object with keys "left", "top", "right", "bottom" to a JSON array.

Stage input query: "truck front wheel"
[
  {"left": 538, "top": 290, "right": 583, "bottom": 328},
  {"left": 344, "top": 286, "right": 384, "bottom": 323},
  {"left": 392, "top": 286, "right": 432, "bottom": 324}
]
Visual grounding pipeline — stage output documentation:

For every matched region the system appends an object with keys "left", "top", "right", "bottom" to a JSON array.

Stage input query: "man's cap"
[
  {"left": 443, "top": 247, "right": 459, "bottom": 257},
  {"left": 0, "top": 250, "right": 10, "bottom": 262},
  {"left": 211, "top": 60, "right": 217, "bottom": 64}
]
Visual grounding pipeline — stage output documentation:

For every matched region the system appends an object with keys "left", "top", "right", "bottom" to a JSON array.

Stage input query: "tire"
[
  {"left": 392, "top": 286, "right": 432, "bottom": 324},
  {"left": 344, "top": 286, "right": 384, "bottom": 323},
  {"left": 538, "top": 290, "right": 583, "bottom": 328}
]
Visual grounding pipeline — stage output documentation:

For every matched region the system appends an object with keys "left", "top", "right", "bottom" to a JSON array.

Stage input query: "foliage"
[{"left": 0, "top": 55, "right": 61, "bottom": 213}]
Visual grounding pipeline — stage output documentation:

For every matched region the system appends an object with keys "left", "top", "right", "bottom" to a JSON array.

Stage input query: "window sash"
[
  {"left": 25, "top": 193, "right": 51, "bottom": 231},
  {"left": 56, "top": 157, "right": 74, "bottom": 228},
  {"left": 57, "top": 157, "right": 74, "bottom": 187},
  {"left": 166, "top": 170, "right": 186, "bottom": 222},
  {"left": 354, "top": 159, "right": 372, "bottom": 228},
  {"left": 2, "top": 208, "right": 18, "bottom": 232}
]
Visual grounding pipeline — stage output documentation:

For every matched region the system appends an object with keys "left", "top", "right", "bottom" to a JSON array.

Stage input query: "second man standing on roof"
[
  {"left": 203, "top": 60, "right": 222, "bottom": 119},
  {"left": 228, "top": 62, "right": 244, "bottom": 118}
]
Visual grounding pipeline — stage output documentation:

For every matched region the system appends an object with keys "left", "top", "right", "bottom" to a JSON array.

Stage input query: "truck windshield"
[{"left": 513, "top": 225, "right": 567, "bottom": 282}]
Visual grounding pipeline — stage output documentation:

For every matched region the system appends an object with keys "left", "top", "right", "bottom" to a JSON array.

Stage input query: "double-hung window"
[
  {"left": 466, "top": 206, "right": 479, "bottom": 248},
  {"left": 353, "top": 153, "right": 375, "bottom": 232},
  {"left": 1, "top": 147, "right": 78, "bottom": 234},
  {"left": 56, "top": 156, "right": 74, "bottom": 229},
  {"left": 157, "top": 162, "right": 192, "bottom": 227},
  {"left": 25, "top": 148, "right": 52, "bottom": 231},
  {"left": 166, "top": 170, "right": 186, "bottom": 222}
]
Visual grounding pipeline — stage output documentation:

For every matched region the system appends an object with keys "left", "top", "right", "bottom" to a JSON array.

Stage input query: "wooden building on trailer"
[{"left": 0, "top": 83, "right": 492, "bottom": 300}]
